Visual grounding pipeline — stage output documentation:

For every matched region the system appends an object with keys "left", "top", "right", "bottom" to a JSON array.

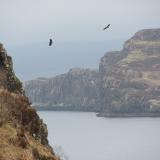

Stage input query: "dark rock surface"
[{"left": 0, "top": 43, "right": 23, "bottom": 94}]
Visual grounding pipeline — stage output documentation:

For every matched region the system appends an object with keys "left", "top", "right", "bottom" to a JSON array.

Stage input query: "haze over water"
[
  {"left": 38, "top": 111, "right": 160, "bottom": 160},
  {"left": 1, "top": 0, "right": 160, "bottom": 80}
]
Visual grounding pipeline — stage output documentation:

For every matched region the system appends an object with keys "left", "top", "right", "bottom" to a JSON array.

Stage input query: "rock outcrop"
[
  {"left": 0, "top": 44, "right": 22, "bottom": 94},
  {"left": 99, "top": 28, "right": 160, "bottom": 116},
  {"left": 25, "top": 68, "right": 100, "bottom": 111},
  {"left": 0, "top": 43, "right": 58, "bottom": 160}
]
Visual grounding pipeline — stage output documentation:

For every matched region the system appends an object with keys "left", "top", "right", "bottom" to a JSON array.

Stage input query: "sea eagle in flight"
[
  {"left": 49, "top": 39, "right": 53, "bottom": 46},
  {"left": 103, "top": 24, "right": 111, "bottom": 30}
]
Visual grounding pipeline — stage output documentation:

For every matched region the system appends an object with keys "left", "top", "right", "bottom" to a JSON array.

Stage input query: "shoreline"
[
  {"left": 33, "top": 106, "right": 99, "bottom": 112},
  {"left": 97, "top": 112, "right": 160, "bottom": 118},
  {"left": 34, "top": 106, "right": 160, "bottom": 117}
]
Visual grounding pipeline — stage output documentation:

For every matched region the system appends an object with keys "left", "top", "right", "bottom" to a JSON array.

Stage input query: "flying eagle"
[
  {"left": 49, "top": 39, "right": 53, "bottom": 46},
  {"left": 103, "top": 24, "right": 111, "bottom": 30}
]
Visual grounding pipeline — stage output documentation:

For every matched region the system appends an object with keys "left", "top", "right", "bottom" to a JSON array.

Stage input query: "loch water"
[{"left": 38, "top": 111, "right": 160, "bottom": 160}]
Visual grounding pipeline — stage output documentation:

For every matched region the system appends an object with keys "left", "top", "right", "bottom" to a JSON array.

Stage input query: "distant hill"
[
  {"left": 99, "top": 28, "right": 160, "bottom": 117},
  {"left": 25, "top": 68, "right": 100, "bottom": 111},
  {"left": 25, "top": 28, "right": 160, "bottom": 117}
]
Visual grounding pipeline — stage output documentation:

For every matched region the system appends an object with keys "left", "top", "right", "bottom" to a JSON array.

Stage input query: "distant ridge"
[{"left": 25, "top": 28, "right": 160, "bottom": 117}]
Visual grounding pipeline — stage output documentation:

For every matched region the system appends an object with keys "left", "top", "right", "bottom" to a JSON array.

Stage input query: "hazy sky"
[
  {"left": 1, "top": 0, "right": 160, "bottom": 44},
  {"left": 0, "top": 0, "right": 160, "bottom": 80}
]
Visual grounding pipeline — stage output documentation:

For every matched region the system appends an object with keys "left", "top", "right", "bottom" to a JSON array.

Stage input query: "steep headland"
[
  {"left": 25, "top": 68, "right": 100, "bottom": 111},
  {"left": 25, "top": 28, "right": 160, "bottom": 117},
  {"left": 0, "top": 43, "right": 58, "bottom": 160},
  {"left": 99, "top": 28, "right": 160, "bottom": 116}
]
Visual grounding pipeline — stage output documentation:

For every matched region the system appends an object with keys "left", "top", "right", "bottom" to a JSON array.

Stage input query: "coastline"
[
  {"left": 33, "top": 106, "right": 160, "bottom": 117},
  {"left": 97, "top": 112, "right": 160, "bottom": 118},
  {"left": 33, "top": 105, "right": 99, "bottom": 112}
]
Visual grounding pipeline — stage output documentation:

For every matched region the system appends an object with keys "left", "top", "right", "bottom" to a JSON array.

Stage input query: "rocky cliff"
[
  {"left": 25, "top": 68, "right": 100, "bottom": 111},
  {"left": 99, "top": 28, "right": 160, "bottom": 116},
  {"left": 0, "top": 43, "right": 58, "bottom": 160},
  {"left": 24, "top": 28, "right": 160, "bottom": 117}
]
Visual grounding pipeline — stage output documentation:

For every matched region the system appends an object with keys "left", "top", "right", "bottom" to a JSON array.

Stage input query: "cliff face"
[
  {"left": 99, "top": 29, "right": 160, "bottom": 116},
  {"left": 24, "top": 28, "right": 160, "bottom": 117},
  {"left": 25, "top": 68, "right": 100, "bottom": 111},
  {"left": 0, "top": 43, "right": 58, "bottom": 160}
]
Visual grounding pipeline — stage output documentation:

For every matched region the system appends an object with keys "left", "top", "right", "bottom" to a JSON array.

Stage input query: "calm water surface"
[{"left": 38, "top": 111, "right": 160, "bottom": 160}]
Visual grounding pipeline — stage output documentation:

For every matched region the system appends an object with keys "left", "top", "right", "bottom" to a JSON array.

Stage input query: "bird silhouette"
[
  {"left": 49, "top": 39, "right": 53, "bottom": 46},
  {"left": 103, "top": 24, "right": 111, "bottom": 30}
]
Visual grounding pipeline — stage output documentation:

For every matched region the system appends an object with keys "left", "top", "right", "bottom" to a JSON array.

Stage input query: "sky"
[{"left": 0, "top": 0, "right": 160, "bottom": 80}]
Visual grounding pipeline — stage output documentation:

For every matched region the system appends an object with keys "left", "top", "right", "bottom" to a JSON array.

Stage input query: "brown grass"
[
  {"left": 0, "top": 123, "right": 58, "bottom": 160},
  {"left": 119, "top": 50, "right": 159, "bottom": 66},
  {"left": 142, "top": 72, "right": 160, "bottom": 86},
  {"left": 0, "top": 89, "right": 59, "bottom": 160}
]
